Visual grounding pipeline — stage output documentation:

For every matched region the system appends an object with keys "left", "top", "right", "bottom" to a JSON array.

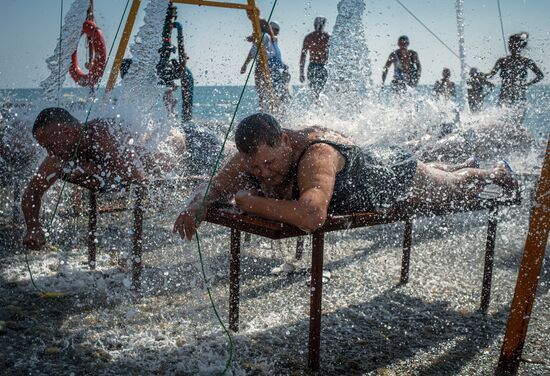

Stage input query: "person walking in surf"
[
  {"left": 382, "top": 35, "right": 422, "bottom": 93},
  {"left": 433, "top": 68, "right": 456, "bottom": 100},
  {"left": 299, "top": 16, "right": 331, "bottom": 98},
  {"left": 466, "top": 67, "right": 494, "bottom": 112}
]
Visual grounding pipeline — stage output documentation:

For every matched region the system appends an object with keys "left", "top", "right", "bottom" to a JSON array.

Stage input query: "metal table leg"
[
  {"left": 308, "top": 232, "right": 325, "bottom": 371},
  {"left": 88, "top": 190, "right": 97, "bottom": 270},
  {"left": 480, "top": 207, "right": 498, "bottom": 313},
  {"left": 229, "top": 228, "right": 241, "bottom": 332},
  {"left": 132, "top": 186, "right": 144, "bottom": 289},
  {"left": 400, "top": 219, "right": 413, "bottom": 284}
]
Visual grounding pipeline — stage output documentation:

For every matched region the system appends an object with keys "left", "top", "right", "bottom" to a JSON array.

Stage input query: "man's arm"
[
  {"left": 21, "top": 156, "right": 62, "bottom": 249},
  {"left": 173, "top": 152, "right": 252, "bottom": 240},
  {"left": 299, "top": 37, "right": 309, "bottom": 83},
  {"left": 381, "top": 54, "right": 393, "bottom": 85},
  {"left": 234, "top": 143, "right": 341, "bottom": 232},
  {"left": 412, "top": 51, "right": 421, "bottom": 80},
  {"left": 241, "top": 48, "right": 255, "bottom": 74},
  {"left": 486, "top": 59, "right": 503, "bottom": 78},
  {"left": 481, "top": 75, "right": 495, "bottom": 88},
  {"left": 527, "top": 59, "right": 544, "bottom": 86}
]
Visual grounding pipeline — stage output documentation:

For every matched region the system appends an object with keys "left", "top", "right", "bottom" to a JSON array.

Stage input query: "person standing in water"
[
  {"left": 486, "top": 32, "right": 544, "bottom": 113},
  {"left": 433, "top": 68, "right": 456, "bottom": 100},
  {"left": 466, "top": 67, "right": 494, "bottom": 112},
  {"left": 299, "top": 16, "right": 331, "bottom": 97},
  {"left": 382, "top": 35, "right": 422, "bottom": 93}
]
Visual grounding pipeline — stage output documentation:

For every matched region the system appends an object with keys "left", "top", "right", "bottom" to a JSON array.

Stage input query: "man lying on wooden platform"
[
  {"left": 21, "top": 107, "right": 186, "bottom": 250},
  {"left": 173, "top": 112, "right": 518, "bottom": 240}
]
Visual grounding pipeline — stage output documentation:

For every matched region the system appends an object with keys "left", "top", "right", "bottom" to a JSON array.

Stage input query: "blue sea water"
[{"left": 1, "top": 85, "right": 549, "bottom": 137}]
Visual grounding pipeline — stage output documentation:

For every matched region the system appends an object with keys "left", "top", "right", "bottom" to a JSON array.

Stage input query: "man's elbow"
[{"left": 299, "top": 206, "right": 327, "bottom": 233}]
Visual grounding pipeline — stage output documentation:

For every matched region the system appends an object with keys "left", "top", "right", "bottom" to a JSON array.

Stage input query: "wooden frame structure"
[
  {"left": 205, "top": 192, "right": 520, "bottom": 370},
  {"left": 496, "top": 137, "right": 550, "bottom": 375},
  {"left": 105, "top": 0, "right": 272, "bottom": 94}
]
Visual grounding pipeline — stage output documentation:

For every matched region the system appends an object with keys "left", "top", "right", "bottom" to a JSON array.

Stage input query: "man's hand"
[
  {"left": 22, "top": 227, "right": 46, "bottom": 250},
  {"left": 173, "top": 204, "right": 204, "bottom": 241},
  {"left": 235, "top": 189, "right": 256, "bottom": 211},
  {"left": 240, "top": 64, "right": 248, "bottom": 74}
]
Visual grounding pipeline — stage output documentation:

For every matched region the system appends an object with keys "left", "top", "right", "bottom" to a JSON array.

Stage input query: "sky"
[{"left": 0, "top": 0, "right": 549, "bottom": 88}]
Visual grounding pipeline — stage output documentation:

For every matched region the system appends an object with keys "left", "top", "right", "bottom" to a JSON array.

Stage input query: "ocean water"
[{"left": 1, "top": 84, "right": 549, "bottom": 134}]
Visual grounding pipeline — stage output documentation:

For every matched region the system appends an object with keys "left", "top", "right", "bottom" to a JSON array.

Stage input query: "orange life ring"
[{"left": 69, "top": 19, "right": 107, "bottom": 87}]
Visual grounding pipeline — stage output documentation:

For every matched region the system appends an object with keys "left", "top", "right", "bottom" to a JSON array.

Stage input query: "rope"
[
  {"left": 25, "top": 0, "right": 132, "bottom": 294},
  {"left": 193, "top": 2, "right": 279, "bottom": 373},
  {"left": 56, "top": 0, "right": 64, "bottom": 106},
  {"left": 394, "top": 0, "right": 461, "bottom": 61},
  {"left": 496, "top": 0, "right": 508, "bottom": 54}
]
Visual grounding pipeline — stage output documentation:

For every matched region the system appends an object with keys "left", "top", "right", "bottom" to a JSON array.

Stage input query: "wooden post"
[
  {"left": 229, "top": 228, "right": 241, "bottom": 332},
  {"left": 246, "top": 0, "right": 274, "bottom": 111},
  {"left": 105, "top": 0, "right": 142, "bottom": 92},
  {"left": 308, "top": 232, "right": 325, "bottom": 371},
  {"left": 400, "top": 219, "right": 413, "bottom": 284},
  {"left": 88, "top": 190, "right": 97, "bottom": 269},
  {"left": 496, "top": 137, "right": 550, "bottom": 375},
  {"left": 132, "top": 186, "right": 145, "bottom": 289},
  {"left": 246, "top": 0, "right": 271, "bottom": 87},
  {"left": 480, "top": 207, "right": 498, "bottom": 313}
]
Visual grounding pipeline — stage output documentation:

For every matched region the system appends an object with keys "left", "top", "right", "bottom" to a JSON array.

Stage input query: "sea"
[{"left": 1, "top": 85, "right": 549, "bottom": 138}]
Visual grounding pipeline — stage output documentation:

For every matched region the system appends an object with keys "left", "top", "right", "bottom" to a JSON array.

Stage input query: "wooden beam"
[
  {"left": 496, "top": 136, "right": 550, "bottom": 375},
  {"left": 105, "top": 0, "right": 142, "bottom": 92},
  {"left": 171, "top": 0, "right": 251, "bottom": 10}
]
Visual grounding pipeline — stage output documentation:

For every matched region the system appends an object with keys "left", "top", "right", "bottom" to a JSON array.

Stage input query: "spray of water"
[{"left": 40, "top": 0, "right": 89, "bottom": 100}]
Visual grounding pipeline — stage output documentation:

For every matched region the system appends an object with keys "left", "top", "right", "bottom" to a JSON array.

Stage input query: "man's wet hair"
[
  {"left": 398, "top": 35, "right": 409, "bottom": 44},
  {"left": 509, "top": 32, "right": 528, "bottom": 51},
  {"left": 235, "top": 113, "right": 282, "bottom": 155},
  {"left": 33, "top": 107, "right": 77, "bottom": 136}
]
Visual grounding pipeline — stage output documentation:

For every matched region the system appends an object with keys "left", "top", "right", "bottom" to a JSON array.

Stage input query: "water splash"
[
  {"left": 40, "top": 0, "right": 89, "bottom": 100},
  {"left": 322, "top": 0, "right": 373, "bottom": 115},
  {"left": 114, "top": 0, "right": 172, "bottom": 152}
]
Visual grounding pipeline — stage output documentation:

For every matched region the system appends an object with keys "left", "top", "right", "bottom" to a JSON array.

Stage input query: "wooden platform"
[{"left": 204, "top": 190, "right": 521, "bottom": 370}]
